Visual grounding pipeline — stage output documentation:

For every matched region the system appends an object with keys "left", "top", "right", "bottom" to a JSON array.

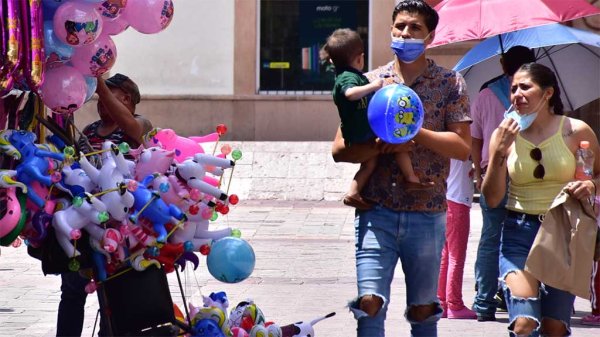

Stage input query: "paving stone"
[{"left": 1, "top": 200, "right": 597, "bottom": 337}]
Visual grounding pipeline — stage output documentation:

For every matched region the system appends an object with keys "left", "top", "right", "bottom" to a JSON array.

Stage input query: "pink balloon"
[
  {"left": 38, "top": 66, "right": 87, "bottom": 114},
  {"left": 95, "top": 0, "right": 128, "bottom": 21},
  {"left": 53, "top": 2, "right": 103, "bottom": 47},
  {"left": 102, "top": 15, "right": 129, "bottom": 35},
  {"left": 71, "top": 34, "right": 117, "bottom": 76},
  {"left": 124, "top": 0, "right": 174, "bottom": 34}
]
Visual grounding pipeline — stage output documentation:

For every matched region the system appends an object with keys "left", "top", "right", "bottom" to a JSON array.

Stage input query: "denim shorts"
[
  {"left": 349, "top": 204, "right": 446, "bottom": 337},
  {"left": 499, "top": 210, "right": 575, "bottom": 336}
]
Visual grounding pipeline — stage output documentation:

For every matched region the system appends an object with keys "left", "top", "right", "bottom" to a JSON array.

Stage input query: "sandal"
[
  {"left": 403, "top": 181, "right": 435, "bottom": 192},
  {"left": 581, "top": 314, "right": 600, "bottom": 325}
]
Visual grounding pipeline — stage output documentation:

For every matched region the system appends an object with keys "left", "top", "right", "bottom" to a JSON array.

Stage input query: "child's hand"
[{"left": 372, "top": 78, "right": 384, "bottom": 90}]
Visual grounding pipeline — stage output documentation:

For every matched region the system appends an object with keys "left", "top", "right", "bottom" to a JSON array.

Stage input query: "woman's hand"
[
  {"left": 491, "top": 117, "right": 519, "bottom": 157},
  {"left": 565, "top": 179, "right": 595, "bottom": 200}
]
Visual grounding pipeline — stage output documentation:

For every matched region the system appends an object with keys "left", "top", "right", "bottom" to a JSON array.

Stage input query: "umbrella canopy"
[
  {"left": 430, "top": 0, "right": 600, "bottom": 47},
  {"left": 454, "top": 23, "right": 600, "bottom": 112}
]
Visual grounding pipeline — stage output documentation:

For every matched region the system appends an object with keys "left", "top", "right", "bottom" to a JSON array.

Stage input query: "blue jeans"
[
  {"left": 500, "top": 211, "right": 575, "bottom": 337},
  {"left": 349, "top": 205, "right": 446, "bottom": 337},
  {"left": 473, "top": 192, "right": 507, "bottom": 316}
]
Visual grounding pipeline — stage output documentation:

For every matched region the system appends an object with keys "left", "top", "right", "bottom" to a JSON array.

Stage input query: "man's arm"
[
  {"left": 331, "top": 127, "right": 378, "bottom": 163},
  {"left": 331, "top": 127, "right": 413, "bottom": 163},
  {"left": 95, "top": 77, "right": 144, "bottom": 143},
  {"left": 412, "top": 121, "right": 472, "bottom": 161},
  {"left": 472, "top": 137, "right": 484, "bottom": 191}
]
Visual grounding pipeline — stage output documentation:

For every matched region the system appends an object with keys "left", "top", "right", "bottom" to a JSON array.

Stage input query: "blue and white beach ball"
[{"left": 367, "top": 84, "right": 424, "bottom": 144}]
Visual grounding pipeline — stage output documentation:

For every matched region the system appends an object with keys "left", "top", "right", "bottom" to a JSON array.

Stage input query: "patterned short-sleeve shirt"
[{"left": 362, "top": 59, "right": 471, "bottom": 212}]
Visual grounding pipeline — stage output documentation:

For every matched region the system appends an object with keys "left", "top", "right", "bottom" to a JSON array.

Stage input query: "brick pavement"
[{"left": 0, "top": 201, "right": 597, "bottom": 337}]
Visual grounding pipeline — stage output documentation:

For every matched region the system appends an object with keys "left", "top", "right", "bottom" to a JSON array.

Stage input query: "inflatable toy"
[
  {"left": 367, "top": 84, "right": 424, "bottom": 144},
  {"left": 207, "top": 238, "right": 255, "bottom": 283}
]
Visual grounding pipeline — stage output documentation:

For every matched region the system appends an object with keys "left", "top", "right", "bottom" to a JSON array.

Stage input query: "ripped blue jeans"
[
  {"left": 500, "top": 210, "right": 575, "bottom": 337},
  {"left": 349, "top": 205, "right": 446, "bottom": 337}
]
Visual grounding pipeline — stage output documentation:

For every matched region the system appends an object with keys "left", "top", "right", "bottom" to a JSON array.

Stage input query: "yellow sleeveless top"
[{"left": 506, "top": 116, "right": 575, "bottom": 214}]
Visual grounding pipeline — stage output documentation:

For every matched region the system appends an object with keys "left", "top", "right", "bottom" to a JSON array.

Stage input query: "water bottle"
[{"left": 575, "top": 141, "right": 594, "bottom": 180}]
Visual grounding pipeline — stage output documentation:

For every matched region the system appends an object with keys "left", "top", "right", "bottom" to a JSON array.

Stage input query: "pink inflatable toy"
[
  {"left": 53, "top": 2, "right": 103, "bottom": 47},
  {"left": 125, "top": 0, "right": 174, "bottom": 34},
  {"left": 70, "top": 34, "right": 116, "bottom": 76},
  {"left": 144, "top": 128, "right": 220, "bottom": 163},
  {"left": 101, "top": 15, "right": 129, "bottom": 36},
  {"left": 38, "top": 66, "right": 87, "bottom": 114},
  {"left": 0, "top": 187, "right": 22, "bottom": 238},
  {"left": 129, "top": 145, "right": 176, "bottom": 180}
]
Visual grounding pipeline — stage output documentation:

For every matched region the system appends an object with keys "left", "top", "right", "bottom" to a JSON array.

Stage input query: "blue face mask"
[
  {"left": 390, "top": 34, "right": 427, "bottom": 63},
  {"left": 504, "top": 104, "right": 538, "bottom": 132}
]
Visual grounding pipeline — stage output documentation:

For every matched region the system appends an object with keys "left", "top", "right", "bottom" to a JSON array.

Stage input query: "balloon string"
[
  {"left": 92, "top": 184, "right": 123, "bottom": 198},
  {"left": 98, "top": 267, "right": 133, "bottom": 284},
  {"left": 225, "top": 161, "right": 237, "bottom": 195},
  {"left": 130, "top": 195, "right": 157, "bottom": 222},
  {"left": 71, "top": 239, "right": 77, "bottom": 259},
  {"left": 83, "top": 148, "right": 111, "bottom": 157},
  {"left": 166, "top": 218, "right": 186, "bottom": 239},
  {"left": 212, "top": 138, "right": 220, "bottom": 156}
]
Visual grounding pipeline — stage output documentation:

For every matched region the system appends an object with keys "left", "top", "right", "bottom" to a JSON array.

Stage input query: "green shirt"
[{"left": 332, "top": 68, "right": 374, "bottom": 144}]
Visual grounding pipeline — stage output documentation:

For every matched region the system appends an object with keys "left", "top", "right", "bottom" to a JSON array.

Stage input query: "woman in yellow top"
[{"left": 482, "top": 62, "right": 600, "bottom": 337}]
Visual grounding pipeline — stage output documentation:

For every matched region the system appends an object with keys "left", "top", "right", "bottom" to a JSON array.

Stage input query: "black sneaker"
[
  {"left": 476, "top": 313, "right": 496, "bottom": 322},
  {"left": 495, "top": 291, "right": 507, "bottom": 312}
]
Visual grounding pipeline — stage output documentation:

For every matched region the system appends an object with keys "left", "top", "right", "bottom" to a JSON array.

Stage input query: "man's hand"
[{"left": 376, "top": 138, "right": 414, "bottom": 154}]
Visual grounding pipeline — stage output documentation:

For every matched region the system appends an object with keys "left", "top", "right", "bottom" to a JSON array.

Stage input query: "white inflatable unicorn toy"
[
  {"left": 52, "top": 193, "right": 109, "bottom": 256},
  {"left": 78, "top": 141, "right": 135, "bottom": 222}
]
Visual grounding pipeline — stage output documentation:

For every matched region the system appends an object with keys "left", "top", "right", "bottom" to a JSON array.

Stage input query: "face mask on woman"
[
  {"left": 503, "top": 96, "right": 547, "bottom": 131},
  {"left": 390, "top": 33, "right": 430, "bottom": 63}
]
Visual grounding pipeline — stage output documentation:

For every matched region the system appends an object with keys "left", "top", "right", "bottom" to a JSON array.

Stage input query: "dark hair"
[
  {"left": 393, "top": 0, "right": 439, "bottom": 32},
  {"left": 105, "top": 73, "right": 141, "bottom": 105},
  {"left": 502, "top": 46, "right": 536, "bottom": 76},
  {"left": 325, "top": 28, "right": 364, "bottom": 69},
  {"left": 517, "top": 63, "right": 564, "bottom": 115}
]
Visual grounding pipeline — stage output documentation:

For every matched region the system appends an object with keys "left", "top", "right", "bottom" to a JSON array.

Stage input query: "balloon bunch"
[
  {"left": 0, "top": 0, "right": 175, "bottom": 114},
  {"left": 0, "top": 124, "right": 253, "bottom": 288},
  {"left": 185, "top": 292, "right": 336, "bottom": 337}
]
